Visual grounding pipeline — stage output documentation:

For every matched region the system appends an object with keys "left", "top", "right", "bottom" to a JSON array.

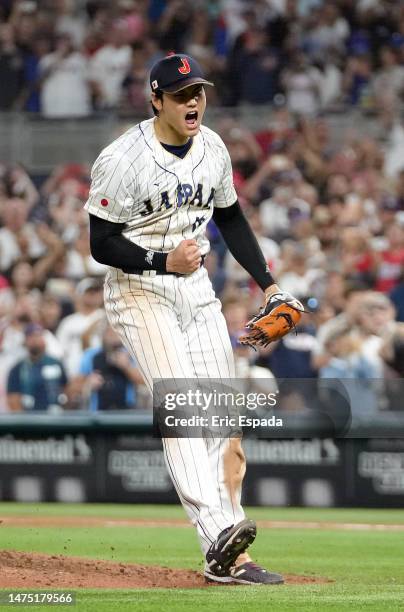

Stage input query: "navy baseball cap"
[{"left": 150, "top": 53, "right": 214, "bottom": 94}]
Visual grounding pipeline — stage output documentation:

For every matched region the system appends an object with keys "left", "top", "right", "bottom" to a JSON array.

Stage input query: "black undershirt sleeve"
[
  {"left": 89, "top": 214, "right": 168, "bottom": 273},
  {"left": 89, "top": 201, "right": 276, "bottom": 285},
  {"left": 213, "top": 201, "right": 275, "bottom": 291}
]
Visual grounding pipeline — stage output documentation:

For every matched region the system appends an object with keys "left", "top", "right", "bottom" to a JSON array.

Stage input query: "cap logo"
[
  {"left": 151, "top": 79, "right": 158, "bottom": 90},
  {"left": 178, "top": 58, "right": 191, "bottom": 75}
]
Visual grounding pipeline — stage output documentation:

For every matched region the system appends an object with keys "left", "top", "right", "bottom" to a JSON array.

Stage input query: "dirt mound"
[{"left": 0, "top": 550, "right": 331, "bottom": 589}]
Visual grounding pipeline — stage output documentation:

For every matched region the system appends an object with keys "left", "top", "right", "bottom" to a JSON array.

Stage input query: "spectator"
[
  {"left": 339, "top": 226, "right": 376, "bottom": 286},
  {"left": 389, "top": 270, "right": 404, "bottom": 322},
  {"left": 312, "top": 285, "right": 370, "bottom": 371},
  {"left": 39, "top": 33, "right": 91, "bottom": 118},
  {"left": 0, "top": 286, "right": 63, "bottom": 367},
  {"left": 217, "top": 118, "right": 262, "bottom": 184},
  {"left": 253, "top": 107, "right": 295, "bottom": 158},
  {"left": 41, "top": 162, "right": 91, "bottom": 247},
  {"left": 343, "top": 53, "right": 372, "bottom": 106},
  {"left": 8, "top": 260, "right": 37, "bottom": 298},
  {"left": 77, "top": 325, "right": 143, "bottom": 411},
  {"left": 303, "top": 4, "right": 350, "bottom": 61},
  {"left": 22, "top": 36, "right": 51, "bottom": 113},
  {"left": 8, "top": 0, "right": 39, "bottom": 53},
  {"left": 282, "top": 51, "right": 322, "bottom": 116},
  {"left": 0, "top": 22, "right": 24, "bottom": 110},
  {"left": 355, "top": 291, "right": 396, "bottom": 376},
  {"left": 53, "top": 0, "right": 87, "bottom": 47},
  {"left": 372, "top": 46, "right": 404, "bottom": 112},
  {"left": 56, "top": 277, "right": 104, "bottom": 377},
  {"left": 156, "top": 0, "right": 193, "bottom": 52},
  {"left": 239, "top": 153, "right": 300, "bottom": 203},
  {"left": 318, "top": 324, "right": 379, "bottom": 418},
  {"left": 259, "top": 184, "right": 311, "bottom": 241},
  {"left": 226, "top": 27, "right": 281, "bottom": 105},
  {"left": 39, "top": 292, "right": 63, "bottom": 335},
  {"left": 116, "top": 0, "right": 147, "bottom": 45},
  {"left": 375, "top": 223, "right": 404, "bottom": 292},
  {"left": 293, "top": 117, "right": 332, "bottom": 185},
  {"left": 276, "top": 241, "right": 320, "bottom": 299},
  {"left": 379, "top": 322, "right": 404, "bottom": 411},
  {"left": 120, "top": 43, "right": 150, "bottom": 115},
  {"left": 395, "top": 169, "right": 404, "bottom": 209},
  {"left": 186, "top": 8, "right": 215, "bottom": 71},
  {"left": 64, "top": 223, "right": 106, "bottom": 280},
  {"left": 7, "top": 323, "right": 67, "bottom": 412},
  {"left": 89, "top": 20, "right": 132, "bottom": 109},
  {"left": 380, "top": 322, "right": 404, "bottom": 378},
  {"left": 0, "top": 164, "right": 40, "bottom": 210},
  {"left": 0, "top": 198, "right": 45, "bottom": 273},
  {"left": 0, "top": 316, "right": 12, "bottom": 412},
  {"left": 317, "top": 52, "right": 343, "bottom": 109},
  {"left": 265, "top": 0, "right": 297, "bottom": 50},
  {"left": 6, "top": 224, "right": 65, "bottom": 293}
]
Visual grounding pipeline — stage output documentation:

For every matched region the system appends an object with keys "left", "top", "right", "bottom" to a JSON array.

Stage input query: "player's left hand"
[{"left": 239, "top": 291, "right": 305, "bottom": 349}]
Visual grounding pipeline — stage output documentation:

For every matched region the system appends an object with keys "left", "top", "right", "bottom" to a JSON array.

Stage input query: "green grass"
[
  {"left": 5, "top": 585, "right": 404, "bottom": 612},
  {"left": 0, "top": 504, "right": 403, "bottom": 611},
  {"left": 1, "top": 502, "right": 404, "bottom": 524}
]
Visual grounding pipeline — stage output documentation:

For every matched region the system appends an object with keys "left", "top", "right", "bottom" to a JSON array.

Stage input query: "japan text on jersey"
[{"left": 84, "top": 118, "right": 237, "bottom": 255}]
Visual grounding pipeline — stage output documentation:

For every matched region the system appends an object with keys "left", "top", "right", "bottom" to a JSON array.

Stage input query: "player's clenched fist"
[{"left": 166, "top": 239, "right": 202, "bottom": 274}]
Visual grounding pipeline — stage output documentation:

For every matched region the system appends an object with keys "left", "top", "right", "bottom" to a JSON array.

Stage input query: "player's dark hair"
[{"left": 151, "top": 90, "right": 163, "bottom": 116}]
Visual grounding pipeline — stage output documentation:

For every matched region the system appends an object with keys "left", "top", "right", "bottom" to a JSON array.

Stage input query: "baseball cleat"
[
  {"left": 230, "top": 562, "right": 284, "bottom": 585},
  {"left": 204, "top": 562, "right": 284, "bottom": 585},
  {"left": 204, "top": 567, "right": 235, "bottom": 584},
  {"left": 205, "top": 518, "right": 257, "bottom": 576}
]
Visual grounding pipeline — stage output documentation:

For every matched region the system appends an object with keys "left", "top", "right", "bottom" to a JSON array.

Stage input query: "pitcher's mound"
[{"left": 0, "top": 550, "right": 331, "bottom": 589}]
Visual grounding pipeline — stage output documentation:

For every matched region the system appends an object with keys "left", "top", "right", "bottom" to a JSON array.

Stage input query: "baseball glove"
[{"left": 239, "top": 291, "right": 305, "bottom": 349}]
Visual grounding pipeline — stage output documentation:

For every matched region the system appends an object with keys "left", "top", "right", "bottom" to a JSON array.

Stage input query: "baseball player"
[{"left": 85, "top": 53, "right": 300, "bottom": 585}]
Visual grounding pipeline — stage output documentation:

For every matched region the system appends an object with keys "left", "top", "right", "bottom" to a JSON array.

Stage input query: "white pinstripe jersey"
[{"left": 84, "top": 117, "right": 237, "bottom": 256}]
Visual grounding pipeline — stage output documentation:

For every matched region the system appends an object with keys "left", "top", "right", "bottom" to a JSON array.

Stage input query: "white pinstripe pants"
[{"left": 104, "top": 266, "right": 246, "bottom": 554}]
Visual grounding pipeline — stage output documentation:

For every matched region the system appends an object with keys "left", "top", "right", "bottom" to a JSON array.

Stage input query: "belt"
[{"left": 121, "top": 254, "right": 206, "bottom": 277}]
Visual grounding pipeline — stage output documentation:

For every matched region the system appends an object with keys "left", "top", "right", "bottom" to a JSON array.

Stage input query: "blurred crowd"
[
  {"left": 2, "top": 105, "right": 404, "bottom": 413},
  {"left": 1, "top": 0, "right": 404, "bottom": 414},
  {"left": 2, "top": 0, "right": 404, "bottom": 116}
]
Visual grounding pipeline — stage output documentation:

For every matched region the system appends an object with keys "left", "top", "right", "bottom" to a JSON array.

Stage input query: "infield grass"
[{"left": 0, "top": 504, "right": 403, "bottom": 611}]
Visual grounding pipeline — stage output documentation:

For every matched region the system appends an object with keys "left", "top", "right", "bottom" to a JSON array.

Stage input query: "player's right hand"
[{"left": 166, "top": 239, "right": 202, "bottom": 274}]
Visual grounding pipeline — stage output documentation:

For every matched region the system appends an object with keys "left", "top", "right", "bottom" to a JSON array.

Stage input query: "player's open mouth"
[{"left": 185, "top": 111, "right": 198, "bottom": 128}]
